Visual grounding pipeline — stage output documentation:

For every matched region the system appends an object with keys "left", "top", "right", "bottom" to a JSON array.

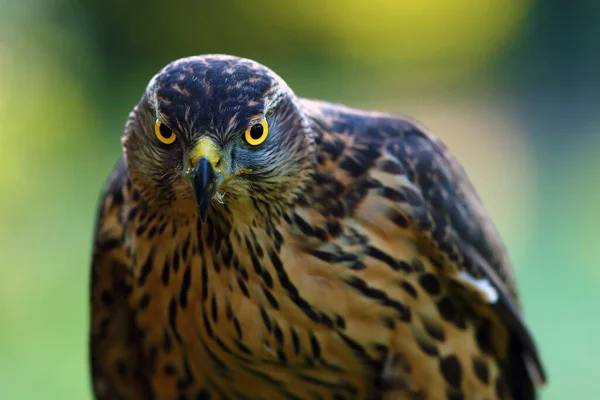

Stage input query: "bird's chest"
[{"left": 129, "top": 210, "right": 419, "bottom": 399}]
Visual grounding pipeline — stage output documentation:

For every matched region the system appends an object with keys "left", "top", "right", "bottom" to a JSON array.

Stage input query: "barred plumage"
[{"left": 90, "top": 55, "right": 545, "bottom": 400}]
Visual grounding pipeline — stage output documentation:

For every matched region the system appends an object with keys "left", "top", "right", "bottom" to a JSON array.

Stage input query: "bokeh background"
[{"left": 1, "top": 0, "right": 598, "bottom": 398}]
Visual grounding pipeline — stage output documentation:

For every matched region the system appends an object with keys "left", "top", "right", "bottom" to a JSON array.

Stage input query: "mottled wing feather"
[
  {"left": 382, "top": 119, "right": 546, "bottom": 397},
  {"left": 391, "top": 123, "right": 544, "bottom": 376},
  {"left": 90, "top": 159, "right": 150, "bottom": 400},
  {"left": 301, "top": 99, "right": 545, "bottom": 398}
]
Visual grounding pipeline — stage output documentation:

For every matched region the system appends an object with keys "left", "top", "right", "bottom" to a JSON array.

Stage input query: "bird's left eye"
[
  {"left": 154, "top": 120, "right": 177, "bottom": 144},
  {"left": 244, "top": 120, "right": 269, "bottom": 146}
]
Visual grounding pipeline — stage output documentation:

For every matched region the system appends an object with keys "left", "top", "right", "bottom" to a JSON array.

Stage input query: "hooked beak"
[
  {"left": 192, "top": 158, "right": 217, "bottom": 222},
  {"left": 188, "top": 137, "right": 221, "bottom": 222}
]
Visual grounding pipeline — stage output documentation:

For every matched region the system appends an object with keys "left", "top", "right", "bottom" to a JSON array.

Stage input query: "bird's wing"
[
  {"left": 301, "top": 99, "right": 545, "bottom": 399},
  {"left": 90, "top": 159, "right": 151, "bottom": 400},
  {"left": 384, "top": 121, "right": 545, "bottom": 398}
]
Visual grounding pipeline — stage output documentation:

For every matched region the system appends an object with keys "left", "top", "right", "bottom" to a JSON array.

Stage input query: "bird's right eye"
[{"left": 154, "top": 120, "right": 177, "bottom": 144}]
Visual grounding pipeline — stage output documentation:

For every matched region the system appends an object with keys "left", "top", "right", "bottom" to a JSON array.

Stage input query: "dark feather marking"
[
  {"left": 173, "top": 249, "right": 180, "bottom": 273},
  {"left": 293, "top": 213, "right": 314, "bottom": 236},
  {"left": 202, "top": 306, "right": 214, "bottom": 339},
  {"left": 400, "top": 281, "right": 418, "bottom": 298},
  {"left": 262, "top": 268, "right": 274, "bottom": 289},
  {"left": 137, "top": 247, "right": 155, "bottom": 286},
  {"left": 182, "top": 233, "right": 191, "bottom": 261},
  {"left": 335, "top": 314, "right": 346, "bottom": 329},
  {"left": 366, "top": 246, "right": 403, "bottom": 271},
  {"left": 162, "top": 329, "right": 173, "bottom": 353},
  {"left": 273, "top": 323, "right": 284, "bottom": 346},
  {"left": 136, "top": 224, "right": 147, "bottom": 237},
  {"left": 179, "top": 265, "right": 191, "bottom": 308},
  {"left": 260, "top": 307, "right": 272, "bottom": 332},
  {"left": 127, "top": 207, "right": 139, "bottom": 222},
  {"left": 147, "top": 224, "right": 158, "bottom": 239},
  {"left": 98, "top": 238, "right": 121, "bottom": 253},
  {"left": 168, "top": 297, "right": 182, "bottom": 343},
  {"left": 214, "top": 336, "right": 232, "bottom": 355},
  {"left": 440, "top": 355, "right": 462, "bottom": 388},
  {"left": 176, "top": 355, "right": 195, "bottom": 390},
  {"left": 290, "top": 327, "right": 301, "bottom": 355},
  {"left": 277, "top": 349, "right": 288, "bottom": 364},
  {"left": 211, "top": 295, "right": 218, "bottom": 322},
  {"left": 138, "top": 293, "right": 150, "bottom": 310},
  {"left": 345, "top": 277, "right": 411, "bottom": 322},
  {"left": 309, "top": 332, "right": 321, "bottom": 358},
  {"left": 161, "top": 257, "right": 171, "bottom": 286},
  {"left": 234, "top": 339, "right": 252, "bottom": 355},
  {"left": 422, "top": 318, "right": 445, "bottom": 342},
  {"left": 225, "top": 300, "right": 233, "bottom": 320},
  {"left": 237, "top": 276, "right": 250, "bottom": 297},
  {"left": 387, "top": 209, "right": 409, "bottom": 228},
  {"left": 233, "top": 317, "right": 243, "bottom": 340},
  {"left": 269, "top": 250, "right": 322, "bottom": 324},
  {"left": 473, "top": 357, "right": 490, "bottom": 384},
  {"left": 201, "top": 259, "right": 209, "bottom": 302},
  {"left": 240, "top": 365, "right": 284, "bottom": 387},
  {"left": 336, "top": 332, "right": 375, "bottom": 366},
  {"left": 416, "top": 337, "right": 439, "bottom": 356},
  {"left": 295, "top": 373, "right": 358, "bottom": 395},
  {"left": 262, "top": 287, "right": 280, "bottom": 309},
  {"left": 100, "top": 290, "right": 114, "bottom": 307}
]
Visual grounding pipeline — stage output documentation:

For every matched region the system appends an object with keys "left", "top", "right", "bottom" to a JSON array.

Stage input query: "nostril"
[{"left": 215, "top": 158, "right": 222, "bottom": 170}]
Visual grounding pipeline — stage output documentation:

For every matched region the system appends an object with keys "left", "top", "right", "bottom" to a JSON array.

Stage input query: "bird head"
[{"left": 122, "top": 55, "right": 315, "bottom": 222}]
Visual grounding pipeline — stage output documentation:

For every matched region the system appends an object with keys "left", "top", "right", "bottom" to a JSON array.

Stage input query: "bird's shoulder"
[
  {"left": 299, "top": 96, "right": 516, "bottom": 298},
  {"left": 297, "top": 97, "right": 546, "bottom": 392},
  {"left": 90, "top": 159, "right": 158, "bottom": 399},
  {"left": 92, "top": 158, "right": 130, "bottom": 260}
]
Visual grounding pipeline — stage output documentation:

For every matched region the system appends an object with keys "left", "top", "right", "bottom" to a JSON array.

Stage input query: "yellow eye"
[
  {"left": 244, "top": 120, "right": 269, "bottom": 146},
  {"left": 154, "top": 119, "right": 176, "bottom": 144}
]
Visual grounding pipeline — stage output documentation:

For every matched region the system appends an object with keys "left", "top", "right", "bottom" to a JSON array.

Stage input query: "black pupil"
[
  {"left": 159, "top": 123, "right": 172, "bottom": 137},
  {"left": 249, "top": 124, "right": 263, "bottom": 140}
]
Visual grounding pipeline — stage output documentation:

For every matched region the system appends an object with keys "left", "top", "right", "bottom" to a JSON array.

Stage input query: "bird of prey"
[{"left": 90, "top": 55, "right": 546, "bottom": 400}]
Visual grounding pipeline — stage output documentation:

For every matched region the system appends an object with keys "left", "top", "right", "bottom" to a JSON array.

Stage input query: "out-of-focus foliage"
[{"left": 0, "top": 1, "right": 598, "bottom": 399}]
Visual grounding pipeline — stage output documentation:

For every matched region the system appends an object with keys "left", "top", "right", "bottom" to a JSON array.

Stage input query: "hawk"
[{"left": 90, "top": 55, "right": 546, "bottom": 400}]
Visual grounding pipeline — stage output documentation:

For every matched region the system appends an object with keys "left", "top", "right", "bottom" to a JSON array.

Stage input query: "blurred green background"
[{"left": 1, "top": 0, "right": 598, "bottom": 398}]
